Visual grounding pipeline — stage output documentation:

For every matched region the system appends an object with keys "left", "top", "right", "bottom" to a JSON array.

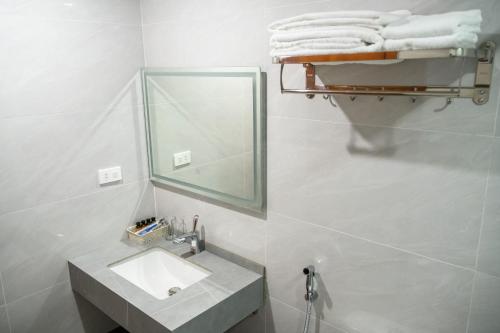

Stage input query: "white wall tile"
[
  {"left": 7, "top": 281, "right": 116, "bottom": 333},
  {"left": 135, "top": 181, "right": 157, "bottom": 221},
  {"left": 141, "top": 9, "right": 268, "bottom": 68},
  {"left": 0, "top": 306, "right": 10, "bottom": 333},
  {"left": 0, "top": 0, "right": 142, "bottom": 25},
  {"left": 0, "top": 16, "right": 144, "bottom": 118},
  {"left": 0, "top": 104, "right": 148, "bottom": 215},
  {"left": 268, "top": 116, "right": 490, "bottom": 268},
  {"left": 267, "top": 213, "right": 473, "bottom": 333},
  {"left": 477, "top": 138, "right": 500, "bottom": 277},
  {"left": 0, "top": 181, "right": 153, "bottom": 303},
  {"left": 468, "top": 273, "right": 500, "bottom": 333},
  {"left": 140, "top": 0, "right": 265, "bottom": 25},
  {"left": 266, "top": 297, "right": 345, "bottom": 333},
  {"left": 0, "top": 274, "right": 5, "bottom": 307}
]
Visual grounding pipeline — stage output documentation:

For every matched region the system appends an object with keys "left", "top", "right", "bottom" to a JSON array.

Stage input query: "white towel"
[
  {"left": 383, "top": 31, "right": 478, "bottom": 51},
  {"left": 271, "top": 37, "right": 362, "bottom": 49},
  {"left": 270, "top": 28, "right": 384, "bottom": 56},
  {"left": 382, "top": 9, "right": 482, "bottom": 39},
  {"left": 268, "top": 10, "right": 411, "bottom": 32},
  {"left": 270, "top": 27, "right": 381, "bottom": 43},
  {"left": 269, "top": 18, "right": 382, "bottom": 32},
  {"left": 271, "top": 44, "right": 383, "bottom": 57}
]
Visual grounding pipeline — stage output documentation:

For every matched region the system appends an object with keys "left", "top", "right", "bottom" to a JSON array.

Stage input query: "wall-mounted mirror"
[{"left": 142, "top": 67, "right": 266, "bottom": 213}]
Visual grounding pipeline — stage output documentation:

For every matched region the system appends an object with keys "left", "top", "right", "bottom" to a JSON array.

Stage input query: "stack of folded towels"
[
  {"left": 268, "top": 10, "right": 411, "bottom": 56},
  {"left": 268, "top": 9, "right": 482, "bottom": 56},
  {"left": 382, "top": 10, "right": 482, "bottom": 50}
]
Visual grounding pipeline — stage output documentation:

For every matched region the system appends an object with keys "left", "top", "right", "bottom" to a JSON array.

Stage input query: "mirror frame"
[{"left": 141, "top": 67, "right": 266, "bottom": 213}]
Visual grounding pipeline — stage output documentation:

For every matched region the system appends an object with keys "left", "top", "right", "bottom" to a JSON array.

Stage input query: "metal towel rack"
[{"left": 273, "top": 41, "right": 496, "bottom": 106}]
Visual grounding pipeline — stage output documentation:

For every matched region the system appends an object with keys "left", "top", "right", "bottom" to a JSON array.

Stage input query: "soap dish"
[{"left": 127, "top": 224, "right": 168, "bottom": 245}]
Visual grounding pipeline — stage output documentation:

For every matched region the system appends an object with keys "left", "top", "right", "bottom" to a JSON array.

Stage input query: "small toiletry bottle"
[
  {"left": 134, "top": 219, "right": 147, "bottom": 232},
  {"left": 164, "top": 218, "right": 173, "bottom": 240},
  {"left": 169, "top": 216, "right": 178, "bottom": 239},
  {"left": 179, "top": 218, "right": 187, "bottom": 235}
]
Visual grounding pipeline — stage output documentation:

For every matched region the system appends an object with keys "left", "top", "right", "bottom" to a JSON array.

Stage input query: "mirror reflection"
[{"left": 142, "top": 68, "right": 265, "bottom": 212}]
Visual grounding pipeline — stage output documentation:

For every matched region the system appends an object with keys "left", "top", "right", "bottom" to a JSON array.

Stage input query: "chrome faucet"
[{"left": 173, "top": 215, "right": 201, "bottom": 255}]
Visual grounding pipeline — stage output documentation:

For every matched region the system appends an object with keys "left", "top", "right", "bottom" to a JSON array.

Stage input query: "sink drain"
[{"left": 168, "top": 287, "right": 181, "bottom": 296}]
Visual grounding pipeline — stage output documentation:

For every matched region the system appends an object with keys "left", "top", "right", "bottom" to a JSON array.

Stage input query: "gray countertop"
[{"left": 68, "top": 240, "right": 264, "bottom": 333}]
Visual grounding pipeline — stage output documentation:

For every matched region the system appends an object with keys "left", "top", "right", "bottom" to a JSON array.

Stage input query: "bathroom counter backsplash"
[{"left": 68, "top": 239, "right": 264, "bottom": 333}]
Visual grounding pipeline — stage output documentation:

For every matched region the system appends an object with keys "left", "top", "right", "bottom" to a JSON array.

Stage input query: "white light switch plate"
[
  {"left": 173, "top": 151, "right": 191, "bottom": 167},
  {"left": 98, "top": 166, "right": 122, "bottom": 185}
]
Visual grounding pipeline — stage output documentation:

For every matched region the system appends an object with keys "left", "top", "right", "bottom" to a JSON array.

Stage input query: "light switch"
[
  {"left": 98, "top": 166, "right": 122, "bottom": 185},
  {"left": 173, "top": 151, "right": 191, "bottom": 167}
]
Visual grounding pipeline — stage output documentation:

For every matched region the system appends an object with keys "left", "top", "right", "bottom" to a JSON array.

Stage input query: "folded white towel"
[
  {"left": 383, "top": 31, "right": 478, "bottom": 51},
  {"left": 269, "top": 18, "right": 382, "bottom": 32},
  {"left": 270, "top": 26, "right": 381, "bottom": 43},
  {"left": 271, "top": 37, "right": 362, "bottom": 49},
  {"left": 269, "top": 9, "right": 481, "bottom": 57},
  {"left": 382, "top": 9, "right": 482, "bottom": 39},
  {"left": 268, "top": 10, "right": 411, "bottom": 32},
  {"left": 270, "top": 28, "right": 384, "bottom": 56},
  {"left": 271, "top": 44, "right": 383, "bottom": 57}
]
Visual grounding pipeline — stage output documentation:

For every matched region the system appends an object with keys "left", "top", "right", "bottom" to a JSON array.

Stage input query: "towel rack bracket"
[{"left": 472, "top": 41, "right": 495, "bottom": 105}]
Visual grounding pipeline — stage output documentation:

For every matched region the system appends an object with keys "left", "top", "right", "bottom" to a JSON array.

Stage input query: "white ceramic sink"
[{"left": 109, "top": 247, "right": 211, "bottom": 300}]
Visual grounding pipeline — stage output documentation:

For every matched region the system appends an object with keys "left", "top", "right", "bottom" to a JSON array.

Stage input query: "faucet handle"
[{"left": 192, "top": 215, "right": 199, "bottom": 233}]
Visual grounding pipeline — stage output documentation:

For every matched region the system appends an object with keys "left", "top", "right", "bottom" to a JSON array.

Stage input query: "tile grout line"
[
  {"left": 0, "top": 102, "right": 145, "bottom": 121},
  {"left": 138, "top": 0, "right": 148, "bottom": 67},
  {"left": 0, "top": 272, "right": 12, "bottom": 333},
  {"left": 153, "top": 186, "right": 159, "bottom": 219},
  {"left": 491, "top": 83, "right": 500, "bottom": 136},
  {"left": 472, "top": 141, "right": 494, "bottom": 270},
  {"left": 0, "top": 272, "right": 7, "bottom": 309},
  {"left": 270, "top": 210, "right": 477, "bottom": 273},
  {"left": 269, "top": 114, "right": 498, "bottom": 139},
  {"left": 5, "top": 279, "right": 69, "bottom": 307},
  {"left": 0, "top": 178, "right": 149, "bottom": 220},
  {"left": 130, "top": 181, "right": 150, "bottom": 221},
  {"left": 139, "top": 0, "right": 151, "bottom": 229},
  {"left": 465, "top": 137, "right": 496, "bottom": 333},
  {"left": 270, "top": 296, "right": 348, "bottom": 333},
  {"left": 465, "top": 271, "right": 478, "bottom": 333}
]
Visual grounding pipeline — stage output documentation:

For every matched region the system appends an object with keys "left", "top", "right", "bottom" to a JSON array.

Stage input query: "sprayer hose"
[{"left": 303, "top": 299, "right": 313, "bottom": 333}]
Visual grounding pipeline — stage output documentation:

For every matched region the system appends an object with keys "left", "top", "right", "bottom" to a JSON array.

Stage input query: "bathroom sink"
[
  {"left": 70, "top": 242, "right": 263, "bottom": 332},
  {"left": 109, "top": 247, "right": 211, "bottom": 300}
]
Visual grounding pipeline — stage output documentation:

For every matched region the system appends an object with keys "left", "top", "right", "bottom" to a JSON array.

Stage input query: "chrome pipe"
[
  {"left": 280, "top": 87, "right": 474, "bottom": 98},
  {"left": 302, "top": 266, "right": 317, "bottom": 333}
]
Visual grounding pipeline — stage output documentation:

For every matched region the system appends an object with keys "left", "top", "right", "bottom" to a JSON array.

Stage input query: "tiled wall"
[
  {"left": 142, "top": 0, "right": 500, "bottom": 332},
  {"left": 0, "top": 1, "right": 153, "bottom": 332},
  {"left": 1, "top": 1, "right": 499, "bottom": 332}
]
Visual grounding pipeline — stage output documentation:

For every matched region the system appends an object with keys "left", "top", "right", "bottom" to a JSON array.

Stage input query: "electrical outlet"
[
  {"left": 173, "top": 151, "right": 191, "bottom": 167},
  {"left": 98, "top": 166, "right": 122, "bottom": 185}
]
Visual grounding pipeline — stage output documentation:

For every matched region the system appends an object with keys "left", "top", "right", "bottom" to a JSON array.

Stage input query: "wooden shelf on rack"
[{"left": 272, "top": 47, "right": 477, "bottom": 64}]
